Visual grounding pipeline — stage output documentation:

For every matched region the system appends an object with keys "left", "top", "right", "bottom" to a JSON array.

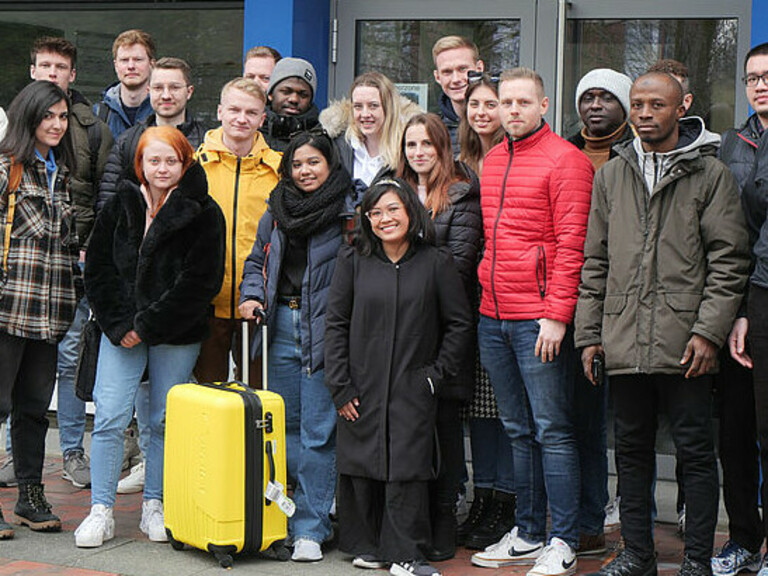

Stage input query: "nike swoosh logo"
[
  {"left": 562, "top": 559, "right": 576, "bottom": 569},
  {"left": 510, "top": 546, "right": 540, "bottom": 557}
]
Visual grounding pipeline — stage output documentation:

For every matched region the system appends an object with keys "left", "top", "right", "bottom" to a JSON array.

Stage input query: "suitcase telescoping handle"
[{"left": 242, "top": 310, "right": 268, "bottom": 390}]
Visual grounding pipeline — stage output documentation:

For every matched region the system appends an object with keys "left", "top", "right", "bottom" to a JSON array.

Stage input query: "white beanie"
[
  {"left": 267, "top": 57, "right": 317, "bottom": 98},
  {"left": 575, "top": 68, "right": 632, "bottom": 116}
]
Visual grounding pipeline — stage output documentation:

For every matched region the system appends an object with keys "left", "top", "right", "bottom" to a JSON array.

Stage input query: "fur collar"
[{"left": 320, "top": 95, "right": 424, "bottom": 139}]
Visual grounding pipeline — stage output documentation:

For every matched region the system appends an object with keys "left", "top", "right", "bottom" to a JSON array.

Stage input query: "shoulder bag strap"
[{"left": 3, "top": 160, "right": 23, "bottom": 272}]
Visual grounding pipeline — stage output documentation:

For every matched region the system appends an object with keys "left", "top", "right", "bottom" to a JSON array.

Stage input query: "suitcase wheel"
[
  {"left": 214, "top": 552, "right": 233, "bottom": 568},
  {"left": 165, "top": 529, "right": 184, "bottom": 551}
]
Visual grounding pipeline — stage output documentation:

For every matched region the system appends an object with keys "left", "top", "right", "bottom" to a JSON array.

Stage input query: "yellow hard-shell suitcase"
[{"left": 164, "top": 322, "right": 289, "bottom": 568}]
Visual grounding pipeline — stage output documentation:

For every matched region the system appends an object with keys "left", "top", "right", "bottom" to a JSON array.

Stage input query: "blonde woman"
[{"left": 321, "top": 71, "right": 420, "bottom": 191}]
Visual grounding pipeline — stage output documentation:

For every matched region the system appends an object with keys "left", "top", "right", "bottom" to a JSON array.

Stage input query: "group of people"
[{"left": 0, "top": 24, "right": 767, "bottom": 576}]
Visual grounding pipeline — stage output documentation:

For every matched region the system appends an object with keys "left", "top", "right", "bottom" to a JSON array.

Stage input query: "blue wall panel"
[
  {"left": 243, "top": 0, "right": 329, "bottom": 108},
  {"left": 753, "top": 0, "right": 768, "bottom": 48}
]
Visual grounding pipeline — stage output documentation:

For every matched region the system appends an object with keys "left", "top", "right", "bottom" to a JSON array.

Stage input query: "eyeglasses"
[
  {"left": 743, "top": 73, "right": 768, "bottom": 87},
  {"left": 366, "top": 204, "right": 403, "bottom": 222},
  {"left": 149, "top": 84, "right": 189, "bottom": 94},
  {"left": 468, "top": 70, "right": 501, "bottom": 84}
]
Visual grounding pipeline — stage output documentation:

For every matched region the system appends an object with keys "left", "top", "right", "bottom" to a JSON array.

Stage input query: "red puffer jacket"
[{"left": 478, "top": 122, "right": 594, "bottom": 323}]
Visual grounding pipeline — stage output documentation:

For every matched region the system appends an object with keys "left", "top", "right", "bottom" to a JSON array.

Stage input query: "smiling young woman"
[
  {"left": 324, "top": 177, "right": 473, "bottom": 576},
  {"left": 239, "top": 128, "right": 356, "bottom": 562},
  {"left": 77, "top": 125, "right": 225, "bottom": 549},
  {"left": 0, "top": 80, "right": 78, "bottom": 539}
]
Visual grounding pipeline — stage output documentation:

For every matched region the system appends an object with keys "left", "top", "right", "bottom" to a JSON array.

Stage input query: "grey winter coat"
[{"left": 575, "top": 117, "right": 750, "bottom": 375}]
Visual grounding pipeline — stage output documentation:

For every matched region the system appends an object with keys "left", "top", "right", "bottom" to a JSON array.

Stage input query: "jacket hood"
[
  {"left": 626, "top": 116, "right": 720, "bottom": 195},
  {"left": 100, "top": 82, "right": 121, "bottom": 106},
  {"left": 631, "top": 116, "right": 720, "bottom": 163},
  {"left": 448, "top": 161, "right": 480, "bottom": 204},
  {"left": 319, "top": 96, "right": 424, "bottom": 139},
  {"left": 200, "top": 126, "right": 273, "bottom": 159}
]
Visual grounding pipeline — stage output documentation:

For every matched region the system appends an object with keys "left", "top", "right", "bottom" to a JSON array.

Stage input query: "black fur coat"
[{"left": 85, "top": 162, "right": 225, "bottom": 346}]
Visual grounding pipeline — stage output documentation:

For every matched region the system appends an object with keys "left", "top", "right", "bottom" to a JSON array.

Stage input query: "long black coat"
[
  {"left": 432, "top": 165, "right": 482, "bottom": 401},
  {"left": 324, "top": 242, "right": 473, "bottom": 482},
  {"left": 86, "top": 162, "right": 225, "bottom": 346}
]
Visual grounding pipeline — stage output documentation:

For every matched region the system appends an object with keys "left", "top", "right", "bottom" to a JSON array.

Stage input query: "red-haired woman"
[
  {"left": 397, "top": 113, "right": 482, "bottom": 560},
  {"left": 75, "top": 126, "right": 225, "bottom": 548}
]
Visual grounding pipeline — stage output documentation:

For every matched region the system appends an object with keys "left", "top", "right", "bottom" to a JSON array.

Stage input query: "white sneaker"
[
  {"left": 527, "top": 538, "right": 577, "bottom": 576},
  {"left": 75, "top": 504, "right": 115, "bottom": 548},
  {"left": 291, "top": 538, "right": 322, "bottom": 562},
  {"left": 140, "top": 499, "right": 167, "bottom": 542},
  {"left": 117, "top": 461, "right": 145, "bottom": 494},
  {"left": 471, "top": 526, "right": 544, "bottom": 567},
  {"left": 604, "top": 496, "right": 620, "bottom": 533},
  {"left": 353, "top": 555, "right": 387, "bottom": 569}
]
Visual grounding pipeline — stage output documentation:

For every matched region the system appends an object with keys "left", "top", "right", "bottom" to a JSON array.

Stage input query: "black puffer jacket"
[
  {"left": 96, "top": 113, "right": 207, "bottom": 213},
  {"left": 431, "top": 163, "right": 482, "bottom": 400},
  {"left": 720, "top": 114, "right": 765, "bottom": 194},
  {"left": 86, "top": 162, "right": 225, "bottom": 346}
]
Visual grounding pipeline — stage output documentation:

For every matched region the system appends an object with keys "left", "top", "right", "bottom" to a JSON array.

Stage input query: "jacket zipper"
[
  {"left": 231, "top": 158, "right": 242, "bottom": 319},
  {"left": 491, "top": 142, "right": 514, "bottom": 320},
  {"left": 384, "top": 261, "right": 400, "bottom": 478}
]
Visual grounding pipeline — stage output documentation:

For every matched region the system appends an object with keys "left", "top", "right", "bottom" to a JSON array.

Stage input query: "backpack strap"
[{"left": 3, "top": 160, "right": 23, "bottom": 272}]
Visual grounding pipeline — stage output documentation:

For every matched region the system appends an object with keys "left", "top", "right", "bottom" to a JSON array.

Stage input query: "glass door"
[
  {"left": 332, "top": 0, "right": 538, "bottom": 115},
  {"left": 332, "top": 0, "right": 751, "bottom": 135},
  {"left": 562, "top": 0, "right": 751, "bottom": 136}
]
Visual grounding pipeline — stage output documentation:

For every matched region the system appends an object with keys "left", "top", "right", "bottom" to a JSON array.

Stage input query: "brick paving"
[{"left": 0, "top": 456, "right": 727, "bottom": 576}]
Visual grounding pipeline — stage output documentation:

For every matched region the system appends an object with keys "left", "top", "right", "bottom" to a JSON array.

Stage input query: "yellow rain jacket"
[{"left": 195, "top": 128, "right": 282, "bottom": 319}]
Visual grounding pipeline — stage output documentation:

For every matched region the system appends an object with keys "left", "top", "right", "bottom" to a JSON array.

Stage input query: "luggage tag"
[{"left": 265, "top": 479, "right": 296, "bottom": 517}]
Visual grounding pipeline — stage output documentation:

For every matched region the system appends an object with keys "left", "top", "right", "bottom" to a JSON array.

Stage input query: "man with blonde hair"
[
  {"left": 194, "top": 78, "right": 282, "bottom": 388},
  {"left": 244, "top": 45, "right": 282, "bottom": 92},
  {"left": 95, "top": 29, "right": 156, "bottom": 138},
  {"left": 432, "top": 35, "right": 484, "bottom": 152},
  {"left": 471, "top": 66, "right": 593, "bottom": 576}
]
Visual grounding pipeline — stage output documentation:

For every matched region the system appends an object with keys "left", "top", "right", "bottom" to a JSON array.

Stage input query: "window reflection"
[
  {"left": 0, "top": 6, "right": 244, "bottom": 127},
  {"left": 564, "top": 18, "right": 738, "bottom": 136},
  {"left": 356, "top": 20, "right": 520, "bottom": 113}
]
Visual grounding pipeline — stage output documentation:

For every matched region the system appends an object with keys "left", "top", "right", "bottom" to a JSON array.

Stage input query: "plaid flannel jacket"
[{"left": 0, "top": 154, "right": 79, "bottom": 342}]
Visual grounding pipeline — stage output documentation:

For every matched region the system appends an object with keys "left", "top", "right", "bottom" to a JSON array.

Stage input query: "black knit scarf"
[{"left": 269, "top": 165, "right": 351, "bottom": 237}]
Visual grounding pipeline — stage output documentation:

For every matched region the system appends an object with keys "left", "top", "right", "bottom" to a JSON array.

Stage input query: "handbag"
[{"left": 75, "top": 313, "right": 101, "bottom": 402}]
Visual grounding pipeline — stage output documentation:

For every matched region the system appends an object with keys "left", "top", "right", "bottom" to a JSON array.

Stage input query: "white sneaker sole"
[
  {"left": 353, "top": 557, "right": 387, "bottom": 569},
  {"left": 75, "top": 524, "right": 114, "bottom": 548},
  {"left": 527, "top": 564, "right": 577, "bottom": 576},
  {"left": 471, "top": 550, "right": 542, "bottom": 568},
  {"left": 62, "top": 470, "right": 90, "bottom": 489}
]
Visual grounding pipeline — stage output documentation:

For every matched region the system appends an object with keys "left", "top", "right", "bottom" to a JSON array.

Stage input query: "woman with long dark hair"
[
  {"left": 458, "top": 74, "right": 505, "bottom": 175},
  {"left": 324, "top": 177, "right": 473, "bottom": 576},
  {"left": 76, "top": 126, "right": 225, "bottom": 548},
  {"left": 240, "top": 129, "right": 355, "bottom": 562},
  {"left": 0, "top": 81, "right": 78, "bottom": 539},
  {"left": 397, "top": 113, "right": 482, "bottom": 560}
]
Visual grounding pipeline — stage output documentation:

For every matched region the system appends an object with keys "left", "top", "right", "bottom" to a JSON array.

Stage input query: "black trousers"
[
  {"left": 338, "top": 473, "right": 430, "bottom": 563},
  {"left": 612, "top": 373, "right": 718, "bottom": 566},
  {"left": 431, "top": 398, "right": 464, "bottom": 508},
  {"left": 715, "top": 348, "right": 763, "bottom": 552},
  {"left": 0, "top": 331, "right": 57, "bottom": 484},
  {"left": 747, "top": 283, "right": 768, "bottom": 544}
]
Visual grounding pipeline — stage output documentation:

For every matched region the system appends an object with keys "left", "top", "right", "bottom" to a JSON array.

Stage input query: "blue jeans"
[
  {"left": 478, "top": 315, "right": 580, "bottom": 548},
  {"left": 90, "top": 335, "right": 200, "bottom": 506},
  {"left": 469, "top": 417, "right": 515, "bottom": 494},
  {"left": 574, "top": 370, "right": 608, "bottom": 534},
  {"left": 56, "top": 295, "right": 90, "bottom": 455},
  {"left": 268, "top": 304, "right": 336, "bottom": 544}
]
